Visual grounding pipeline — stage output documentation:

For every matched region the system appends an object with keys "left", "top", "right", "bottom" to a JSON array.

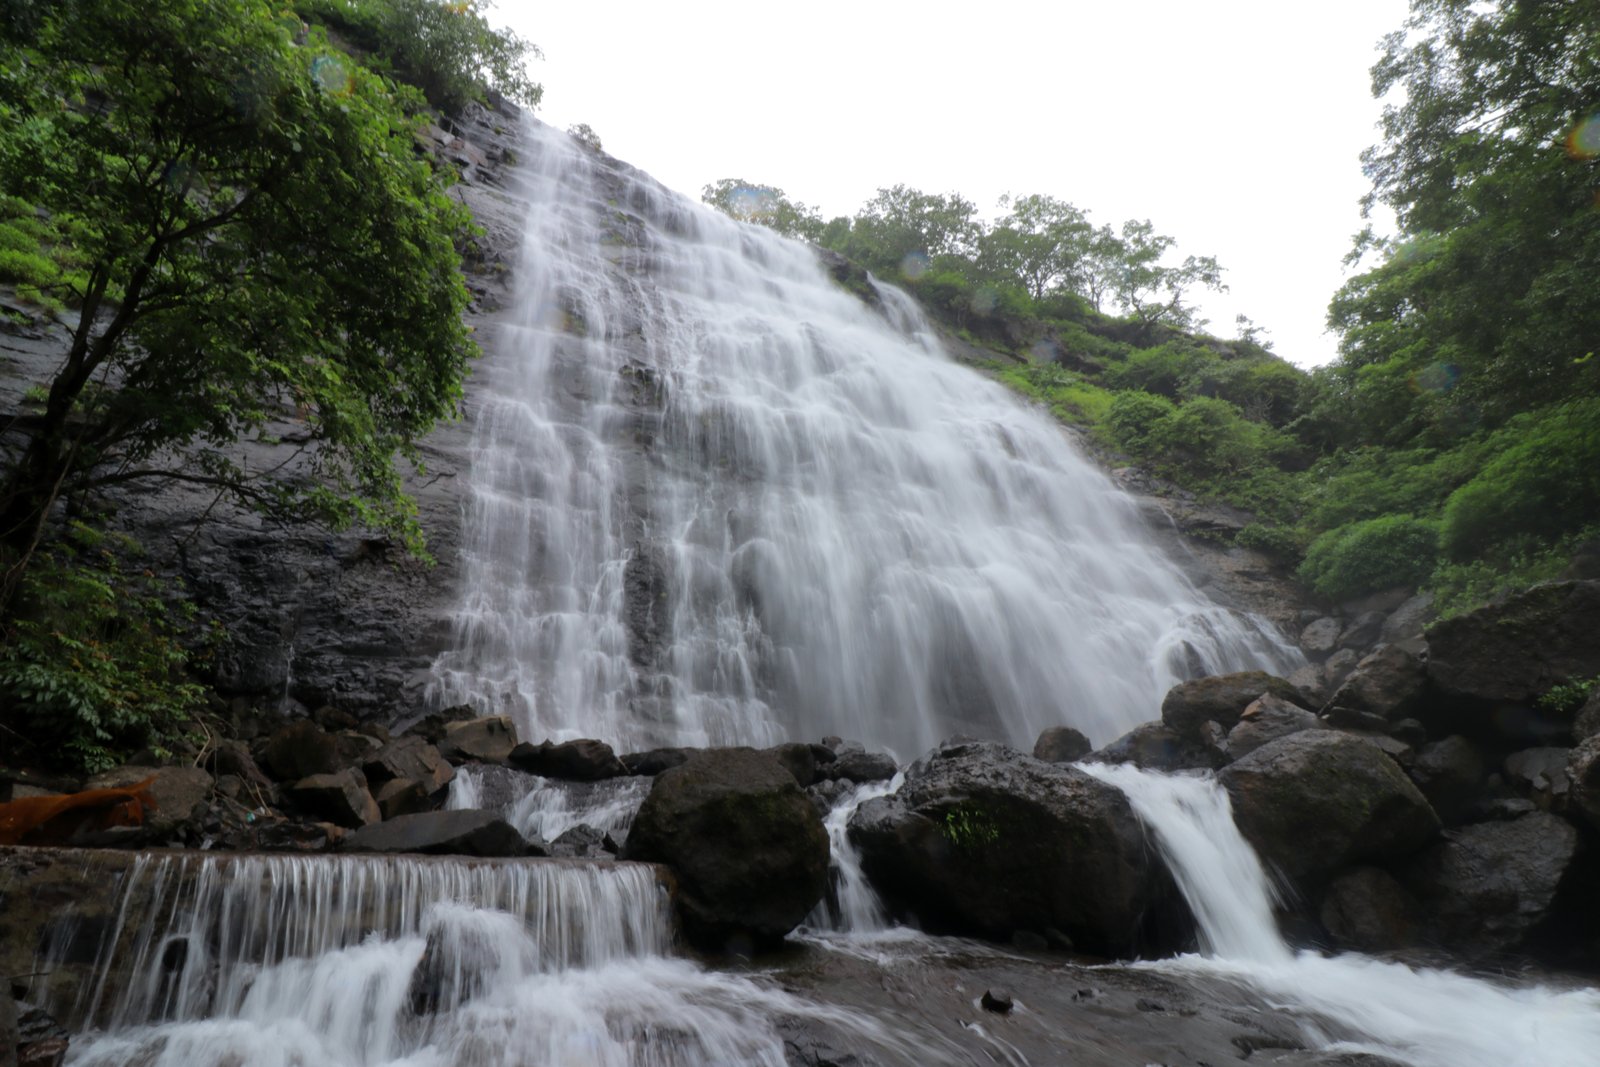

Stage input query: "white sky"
[{"left": 494, "top": 0, "right": 1412, "bottom": 368}]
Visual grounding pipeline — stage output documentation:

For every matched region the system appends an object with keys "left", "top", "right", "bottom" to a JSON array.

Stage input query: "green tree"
[
  {"left": 701, "top": 178, "right": 824, "bottom": 241},
  {"left": 977, "top": 193, "right": 1092, "bottom": 301},
  {"left": 1108, "top": 219, "right": 1226, "bottom": 334},
  {"left": 0, "top": 0, "right": 483, "bottom": 602},
  {"left": 835, "top": 184, "right": 982, "bottom": 276}
]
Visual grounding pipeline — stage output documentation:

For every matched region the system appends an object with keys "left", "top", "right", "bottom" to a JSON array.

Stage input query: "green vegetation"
[
  {"left": 0, "top": 0, "right": 535, "bottom": 769},
  {"left": 942, "top": 805, "right": 1001, "bottom": 848},
  {"left": 704, "top": 0, "right": 1599, "bottom": 614},
  {"left": 1536, "top": 676, "right": 1600, "bottom": 717}
]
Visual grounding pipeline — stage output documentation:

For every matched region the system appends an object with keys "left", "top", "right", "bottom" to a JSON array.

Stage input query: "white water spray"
[
  {"left": 1083, "top": 762, "right": 1600, "bottom": 1067},
  {"left": 426, "top": 121, "right": 1297, "bottom": 755}
]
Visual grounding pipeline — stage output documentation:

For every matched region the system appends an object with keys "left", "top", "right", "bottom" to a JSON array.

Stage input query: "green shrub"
[
  {"left": 1235, "top": 522, "right": 1300, "bottom": 560},
  {"left": 1106, "top": 389, "right": 1177, "bottom": 455},
  {"left": 0, "top": 525, "right": 205, "bottom": 771},
  {"left": 1298, "top": 514, "right": 1440, "bottom": 601},
  {"left": 1440, "top": 398, "right": 1600, "bottom": 561}
]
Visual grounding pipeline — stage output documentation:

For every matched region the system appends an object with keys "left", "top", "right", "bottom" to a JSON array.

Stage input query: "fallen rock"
[
  {"left": 1323, "top": 645, "right": 1429, "bottom": 722},
  {"left": 343, "top": 808, "right": 534, "bottom": 857},
  {"left": 363, "top": 735, "right": 454, "bottom": 793},
  {"left": 508, "top": 738, "right": 627, "bottom": 781},
  {"left": 285, "top": 768, "right": 379, "bottom": 829},
  {"left": 1503, "top": 748, "right": 1572, "bottom": 811},
  {"left": 622, "top": 748, "right": 829, "bottom": 950},
  {"left": 1225, "top": 694, "right": 1320, "bottom": 762},
  {"left": 1089, "top": 722, "right": 1224, "bottom": 772},
  {"left": 1161, "top": 672, "right": 1306, "bottom": 739},
  {"left": 1220, "top": 732, "right": 1440, "bottom": 894},
  {"left": 84, "top": 766, "right": 214, "bottom": 833},
  {"left": 1321, "top": 649, "right": 1361, "bottom": 691},
  {"left": 257, "top": 719, "right": 343, "bottom": 781},
  {"left": 848, "top": 740, "right": 1178, "bottom": 956},
  {"left": 1337, "top": 611, "right": 1386, "bottom": 651},
  {"left": 549, "top": 823, "right": 618, "bottom": 858},
  {"left": 437, "top": 716, "right": 518, "bottom": 765},
  {"left": 1318, "top": 866, "right": 1421, "bottom": 952},
  {"left": 1402, "top": 813, "right": 1579, "bottom": 958},
  {"left": 1032, "top": 726, "right": 1092, "bottom": 764},
  {"left": 1380, "top": 592, "right": 1435, "bottom": 647},
  {"left": 1408, "top": 736, "right": 1487, "bottom": 826},
  {"left": 373, "top": 778, "right": 441, "bottom": 820},
  {"left": 1300, "top": 617, "right": 1342, "bottom": 656},
  {"left": 401, "top": 704, "right": 479, "bottom": 745}
]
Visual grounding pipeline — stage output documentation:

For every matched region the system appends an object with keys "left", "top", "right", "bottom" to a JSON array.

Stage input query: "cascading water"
[
  {"left": 446, "top": 764, "right": 649, "bottom": 843},
  {"left": 427, "top": 120, "right": 1298, "bottom": 757},
  {"left": 55, "top": 853, "right": 916, "bottom": 1067},
  {"left": 1083, "top": 762, "right": 1600, "bottom": 1067}
]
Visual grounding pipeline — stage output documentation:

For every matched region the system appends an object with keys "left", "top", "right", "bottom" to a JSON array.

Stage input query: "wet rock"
[
  {"left": 822, "top": 749, "right": 898, "bottom": 784},
  {"left": 980, "top": 989, "right": 1014, "bottom": 1014},
  {"left": 765, "top": 742, "right": 825, "bottom": 788},
  {"left": 1343, "top": 731, "right": 1415, "bottom": 768},
  {"left": 343, "top": 808, "right": 535, "bottom": 857},
  {"left": 1161, "top": 671, "right": 1306, "bottom": 739},
  {"left": 206, "top": 739, "right": 273, "bottom": 794},
  {"left": 1576, "top": 690, "right": 1600, "bottom": 742},
  {"left": 1300, "top": 617, "right": 1341, "bottom": 656},
  {"left": 1503, "top": 747, "right": 1572, "bottom": 811},
  {"left": 1408, "top": 735, "right": 1487, "bottom": 825},
  {"left": 257, "top": 719, "right": 342, "bottom": 781},
  {"left": 1089, "top": 721, "right": 1224, "bottom": 772},
  {"left": 1380, "top": 592, "right": 1435, "bottom": 646},
  {"left": 848, "top": 740, "right": 1178, "bottom": 956},
  {"left": 621, "top": 747, "right": 693, "bottom": 776},
  {"left": 285, "top": 768, "right": 379, "bottom": 828},
  {"left": 363, "top": 735, "right": 454, "bottom": 794},
  {"left": 807, "top": 778, "right": 853, "bottom": 816},
  {"left": 373, "top": 778, "right": 440, "bottom": 820},
  {"left": 1402, "top": 813, "right": 1580, "bottom": 958},
  {"left": 1321, "top": 648, "right": 1361, "bottom": 690},
  {"left": 623, "top": 541, "right": 671, "bottom": 669},
  {"left": 1032, "top": 726, "right": 1092, "bottom": 763},
  {"left": 1319, "top": 867, "right": 1422, "bottom": 951},
  {"left": 549, "top": 823, "right": 618, "bottom": 858},
  {"left": 401, "top": 704, "right": 479, "bottom": 745},
  {"left": 1337, "top": 611, "right": 1386, "bottom": 651},
  {"left": 1323, "top": 644, "right": 1429, "bottom": 722},
  {"left": 1568, "top": 735, "right": 1600, "bottom": 832},
  {"left": 508, "top": 738, "right": 627, "bottom": 781},
  {"left": 1286, "top": 664, "right": 1327, "bottom": 706},
  {"left": 622, "top": 748, "right": 829, "bottom": 950},
  {"left": 437, "top": 716, "right": 518, "bottom": 765},
  {"left": 1426, "top": 581, "right": 1600, "bottom": 721},
  {"left": 14, "top": 1004, "right": 68, "bottom": 1067},
  {"left": 84, "top": 766, "right": 214, "bottom": 834},
  {"left": 1220, "top": 732, "right": 1440, "bottom": 894},
  {"left": 1225, "top": 694, "right": 1321, "bottom": 761}
]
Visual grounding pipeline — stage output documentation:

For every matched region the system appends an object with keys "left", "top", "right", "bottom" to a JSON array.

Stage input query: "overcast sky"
[{"left": 495, "top": 0, "right": 1412, "bottom": 368}]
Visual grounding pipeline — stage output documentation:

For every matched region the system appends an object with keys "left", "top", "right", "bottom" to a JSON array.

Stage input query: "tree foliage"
[{"left": 700, "top": 178, "right": 823, "bottom": 242}]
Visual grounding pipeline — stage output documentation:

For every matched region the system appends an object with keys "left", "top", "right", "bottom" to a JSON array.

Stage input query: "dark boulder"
[
  {"left": 342, "top": 808, "right": 534, "bottom": 857},
  {"left": 549, "top": 823, "right": 618, "bottom": 858},
  {"left": 1337, "top": 611, "right": 1386, "bottom": 651},
  {"left": 1220, "top": 732, "right": 1440, "bottom": 894},
  {"left": 1402, "top": 813, "right": 1580, "bottom": 958},
  {"left": 847, "top": 740, "right": 1178, "bottom": 956},
  {"left": 285, "top": 768, "right": 379, "bottom": 829},
  {"left": 437, "top": 716, "right": 518, "bottom": 765},
  {"left": 206, "top": 739, "right": 273, "bottom": 794},
  {"left": 764, "top": 742, "right": 827, "bottom": 788},
  {"left": 1161, "top": 672, "right": 1306, "bottom": 739},
  {"left": 84, "top": 766, "right": 215, "bottom": 836},
  {"left": 1300, "top": 617, "right": 1341, "bottom": 656},
  {"left": 1323, "top": 644, "right": 1429, "bottom": 722},
  {"left": 402, "top": 704, "right": 479, "bottom": 745},
  {"left": 1032, "top": 726, "right": 1092, "bottom": 764},
  {"left": 1318, "top": 867, "right": 1422, "bottom": 952},
  {"left": 257, "top": 719, "right": 342, "bottom": 781},
  {"left": 621, "top": 747, "right": 693, "bottom": 776},
  {"left": 621, "top": 748, "right": 829, "bottom": 950},
  {"left": 1502, "top": 748, "right": 1573, "bottom": 811},
  {"left": 1225, "top": 694, "right": 1321, "bottom": 762},
  {"left": 1408, "top": 735, "right": 1487, "bottom": 826},
  {"left": 1089, "top": 722, "right": 1224, "bottom": 772},
  {"left": 363, "top": 735, "right": 454, "bottom": 793},
  {"left": 1425, "top": 581, "right": 1600, "bottom": 736},
  {"left": 508, "top": 738, "right": 627, "bottom": 781},
  {"left": 373, "top": 778, "right": 442, "bottom": 820},
  {"left": 1569, "top": 735, "right": 1600, "bottom": 832},
  {"left": 822, "top": 749, "right": 898, "bottom": 784}
]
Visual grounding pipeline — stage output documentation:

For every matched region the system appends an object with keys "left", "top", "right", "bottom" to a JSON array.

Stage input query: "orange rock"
[{"left": 0, "top": 776, "right": 159, "bottom": 845}]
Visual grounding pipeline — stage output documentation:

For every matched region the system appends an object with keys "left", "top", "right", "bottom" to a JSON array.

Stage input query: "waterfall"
[
  {"left": 1084, "top": 762, "right": 1600, "bottom": 1067},
  {"left": 806, "top": 774, "right": 903, "bottom": 934},
  {"left": 446, "top": 764, "right": 649, "bottom": 843},
  {"left": 55, "top": 852, "right": 915, "bottom": 1067},
  {"left": 428, "top": 120, "right": 1298, "bottom": 757}
]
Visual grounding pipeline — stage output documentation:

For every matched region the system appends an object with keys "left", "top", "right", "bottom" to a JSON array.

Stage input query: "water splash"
[
  {"left": 1085, "top": 762, "right": 1600, "bottom": 1067},
  {"left": 428, "top": 120, "right": 1297, "bottom": 756},
  {"left": 805, "top": 774, "right": 903, "bottom": 934}
]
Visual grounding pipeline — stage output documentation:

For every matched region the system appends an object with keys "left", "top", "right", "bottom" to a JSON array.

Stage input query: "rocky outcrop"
[
  {"left": 1089, "top": 722, "right": 1224, "bottom": 772},
  {"left": 1220, "top": 732, "right": 1440, "bottom": 894},
  {"left": 848, "top": 740, "right": 1179, "bottom": 955},
  {"left": 1161, "top": 671, "right": 1306, "bottom": 739},
  {"left": 1323, "top": 644, "right": 1429, "bottom": 722},
  {"left": 508, "top": 739, "right": 627, "bottom": 781},
  {"left": 621, "top": 748, "right": 828, "bottom": 950}
]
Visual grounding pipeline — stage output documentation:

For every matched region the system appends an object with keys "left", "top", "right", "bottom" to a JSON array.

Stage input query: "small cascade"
[
  {"left": 1085, "top": 762, "right": 1600, "bottom": 1067},
  {"left": 446, "top": 764, "right": 650, "bottom": 843},
  {"left": 427, "top": 120, "right": 1300, "bottom": 758},
  {"left": 54, "top": 852, "right": 918, "bottom": 1067},
  {"left": 806, "top": 775, "right": 902, "bottom": 934}
]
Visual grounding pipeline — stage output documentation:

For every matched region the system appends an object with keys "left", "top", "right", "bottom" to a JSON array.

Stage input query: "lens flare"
[
  {"left": 1029, "top": 339, "right": 1060, "bottom": 363},
  {"left": 1409, "top": 362, "right": 1459, "bottom": 395},
  {"left": 726, "top": 185, "right": 776, "bottom": 223},
  {"left": 970, "top": 286, "right": 999, "bottom": 314},
  {"left": 311, "top": 55, "right": 351, "bottom": 96},
  {"left": 899, "top": 251, "right": 929, "bottom": 280},
  {"left": 1566, "top": 113, "right": 1600, "bottom": 160}
]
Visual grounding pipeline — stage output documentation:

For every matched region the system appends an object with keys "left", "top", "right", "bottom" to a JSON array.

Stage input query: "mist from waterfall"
[{"left": 427, "top": 120, "right": 1298, "bottom": 757}]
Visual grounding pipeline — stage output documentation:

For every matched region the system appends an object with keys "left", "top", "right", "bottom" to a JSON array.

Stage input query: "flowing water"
[
  {"left": 445, "top": 764, "right": 650, "bottom": 844},
  {"left": 427, "top": 120, "right": 1297, "bottom": 757},
  {"left": 1083, "top": 762, "right": 1600, "bottom": 1067}
]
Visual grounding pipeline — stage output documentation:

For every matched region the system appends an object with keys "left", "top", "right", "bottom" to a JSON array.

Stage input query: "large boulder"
[
  {"left": 1318, "top": 866, "right": 1422, "bottom": 952},
  {"left": 1220, "top": 732, "right": 1440, "bottom": 894},
  {"left": 1401, "top": 813, "right": 1580, "bottom": 958},
  {"left": 1225, "top": 694, "right": 1321, "bottom": 762},
  {"left": 1425, "top": 581, "right": 1600, "bottom": 737},
  {"left": 1032, "top": 726, "right": 1093, "bottom": 764},
  {"left": 1161, "top": 672, "right": 1306, "bottom": 739},
  {"left": 437, "top": 716, "right": 518, "bottom": 765},
  {"left": 1089, "top": 721, "right": 1224, "bottom": 772},
  {"left": 285, "top": 768, "right": 379, "bottom": 829},
  {"left": 847, "top": 740, "right": 1178, "bottom": 956},
  {"left": 1569, "top": 735, "right": 1600, "bottom": 832},
  {"left": 342, "top": 808, "right": 533, "bottom": 857},
  {"left": 621, "top": 748, "right": 828, "bottom": 950},
  {"left": 85, "top": 765, "right": 214, "bottom": 834},
  {"left": 1323, "top": 644, "right": 1429, "bottom": 722},
  {"left": 821, "top": 748, "right": 898, "bottom": 784},
  {"left": 257, "top": 719, "right": 342, "bottom": 781},
  {"left": 363, "top": 735, "right": 454, "bottom": 794},
  {"left": 1408, "top": 735, "right": 1487, "bottom": 826},
  {"left": 621, "top": 747, "right": 693, "bottom": 776},
  {"left": 508, "top": 738, "right": 627, "bottom": 781}
]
